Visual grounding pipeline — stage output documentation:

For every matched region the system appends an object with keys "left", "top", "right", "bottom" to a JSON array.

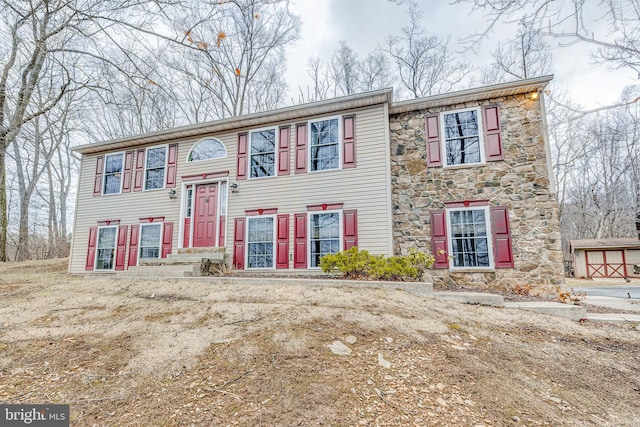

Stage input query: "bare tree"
[
  {"left": 330, "top": 41, "right": 360, "bottom": 96},
  {"left": 358, "top": 51, "right": 395, "bottom": 92},
  {"left": 383, "top": 0, "right": 469, "bottom": 98}
]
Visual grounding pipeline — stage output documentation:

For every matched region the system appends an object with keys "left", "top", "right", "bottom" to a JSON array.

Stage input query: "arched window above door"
[{"left": 187, "top": 138, "right": 227, "bottom": 162}]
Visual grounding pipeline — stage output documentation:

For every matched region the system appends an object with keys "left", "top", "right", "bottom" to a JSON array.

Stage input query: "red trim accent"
[
  {"left": 122, "top": 151, "right": 134, "bottom": 193},
  {"left": 133, "top": 149, "right": 145, "bottom": 191},
  {"left": 483, "top": 105, "right": 503, "bottom": 161},
  {"left": 166, "top": 143, "right": 178, "bottom": 188},
  {"left": 128, "top": 225, "right": 140, "bottom": 267},
  {"left": 93, "top": 156, "right": 104, "bottom": 196},
  {"left": 233, "top": 217, "right": 246, "bottom": 269},
  {"left": 445, "top": 200, "right": 489, "bottom": 208},
  {"left": 237, "top": 132, "right": 248, "bottom": 180},
  {"left": 278, "top": 125, "right": 291, "bottom": 175},
  {"left": 85, "top": 227, "right": 98, "bottom": 270},
  {"left": 218, "top": 215, "right": 226, "bottom": 247},
  {"left": 183, "top": 218, "right": 191, "bottom": 248},
  {"left": 430, "top": 210, "right": 449, "bottom": 269},
  {"left": 425, "top": 114, "right": 442, "bottom": 168},
  {"left": 182, "top": 171, "right": 229, "bottom": 182},
  {"left": 294, "top": 213, "right": 307, "bottom": 269},
  {"left": 343, "top": 210, "right": 358, "bottom": 250},
  {"left": 307, "top": 203, "right": 343, "bottom": 212},
  {"left": 295, "top": 123, "right": 307, "bottom": 173},
  {"left": 276, "top": 214, "right": 290, "bottom": 269},
  {"left": 491, "top": 206, "right": 514, "bottom": 269},
  {"left": 245, "top": 208, "right": 278, "bottom": 216},
  {"left": 342, "top": 115, "right": 356, "bottom": 168},
  {"left": 97, "top": 219, "right": 121, "bottom": 226},
  {"left": 161, "top": 222, "right": 173, "bottom": 258},
  {"left": 115, "top": 225, "right": 128, "bottom": 270},
  {"left": 139, "top": 216, "right": 165, "bottom": 223}
]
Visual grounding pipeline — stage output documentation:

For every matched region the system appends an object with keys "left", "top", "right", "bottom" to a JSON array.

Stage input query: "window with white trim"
[
  {"left": 309, "top": 212, "right": 340, "bottom": 267},
  {"left": 188, "top": 138, "right": 227, "bottom": 162},
  {"left": 219, "top": 183, "right": 227, "bottom": 216},
  {"left": 95, "top": 227, "right": 117, "bottom": 270},
  {"left": 139, "top": 223, "right": 162, "bottom": 259},
  {"left": 442, "top": 108, "right": 483, "bottom": 166},
  {"left": 145, "top": 146, "right": 166, "bottom": 190},
  {"left": 250, "top": 129, "right": 276, "bottom": 178},
  {"left": 247, "top": 216, "right": 274, "bottom": 268},
  {"left": 309, "top": 118, "right": 339, "bottom": 171},
  {"left": 447, "top": 206, "right": 493, "bottom": 268},
  {"left": 103, "top": 153, "right": 123, "bottom": 194}
]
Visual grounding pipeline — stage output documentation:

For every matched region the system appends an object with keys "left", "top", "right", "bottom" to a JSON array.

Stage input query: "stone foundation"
[{"left": 389, "top": 93, "right": 564, "bottom": 295}]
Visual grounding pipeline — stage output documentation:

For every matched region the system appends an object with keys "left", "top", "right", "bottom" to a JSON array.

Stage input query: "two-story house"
[{"left": 69, "top": 76, "right": 563, "bottom": 293}]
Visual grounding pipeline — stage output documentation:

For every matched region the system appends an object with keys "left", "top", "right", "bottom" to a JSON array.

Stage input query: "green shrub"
[{"left": 320, "top": 247, "right": 435, "bottom": 281}]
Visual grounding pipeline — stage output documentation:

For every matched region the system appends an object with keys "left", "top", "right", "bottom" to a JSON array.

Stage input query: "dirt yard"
[{"left": 1, "top": 259, "right": 639, "bottom": 426}]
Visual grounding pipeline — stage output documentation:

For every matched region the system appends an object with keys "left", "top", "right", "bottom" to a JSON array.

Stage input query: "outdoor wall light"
[
  {"left": 230, "top": 182, "right": 239, "bottom": 193},
  {"left": 168, "top": 188, "right": 177, "bottom": 199},
  {"left": 529, "top": 91, "right": 539, "bottom": 100}
]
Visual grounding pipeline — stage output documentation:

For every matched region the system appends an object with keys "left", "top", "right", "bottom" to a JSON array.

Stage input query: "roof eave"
[{"left": 388, "top": 75, "right": 553, "bottom": 115}]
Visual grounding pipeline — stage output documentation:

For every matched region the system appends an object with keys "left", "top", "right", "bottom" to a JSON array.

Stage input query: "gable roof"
[{"left": 570, "top": 238, "right": 640, "bottom": 252}]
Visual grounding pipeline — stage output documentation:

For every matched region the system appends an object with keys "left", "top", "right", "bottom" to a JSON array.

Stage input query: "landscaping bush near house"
[{"left": 320, "top": 247, "right": 435, "bottom": 281}]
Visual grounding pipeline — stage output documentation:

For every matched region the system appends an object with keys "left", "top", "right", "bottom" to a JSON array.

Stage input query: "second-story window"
[
  {"left": 310, "top": 118, "right": 339, "bottom": 171},
  {"left": 103, "top": 153, "right": 123, "bottom": 195},
  {"left": 250, "top": 129, "right": 276, "bottom": 178},
  {"left": 442, "top": 108, "right": 483, "bottom": 166},
  {"left": 145, "top": 146, "right": 166, "bottom": 190}
]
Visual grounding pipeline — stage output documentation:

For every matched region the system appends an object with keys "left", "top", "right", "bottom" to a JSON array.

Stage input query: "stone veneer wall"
[{"left": 389, "top": 93, "right": 564, "bottom": 295}]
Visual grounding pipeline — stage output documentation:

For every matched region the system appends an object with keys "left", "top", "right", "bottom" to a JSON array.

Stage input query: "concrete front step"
[
  {"left": 117, "top": 265, "right": 198, "bottom": 277},
  {"left": 505, "top": 301, "right": 588, "bottom": 321},
  {"left": 434, "top": 292, "right": 505, "bottom": 307},
  {"left": 139, "top": 254, "right": 224, "bottom": 266},
  {"left": 177, "top": 247, "right": 225, "bottom": 254},
  {"left": 585, "top": 313, "right": 640, "bottom": 323}
]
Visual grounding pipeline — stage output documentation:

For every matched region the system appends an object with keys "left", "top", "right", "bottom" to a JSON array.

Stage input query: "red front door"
[{"left": 193, "top": 183, "right": 218, "bottom": 247}]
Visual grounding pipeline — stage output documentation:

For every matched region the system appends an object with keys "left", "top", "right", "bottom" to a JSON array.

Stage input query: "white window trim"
[
  {"left": 248, "top": 127, "right": 278, "bottom": 180},
  {"left": 307, "top": 209, "right": 343, "bottom": 269},
  {"left": 441, "top": 107, "right": 485, "bottom": 168},
  {"left": 102, "top": 151, "right": 125, "bottom": 195},
  {"left": 186, "top": 137, "right": 227, "bottom": 163},
  {"left": 144, "top": 144, "right": 169, "bottom": 191},
  {"left": 245, "top": 214, "right": 276, "bottom": 270},
  {"left": 446, "top": 205, "right": 494, "bottom": 271},
  {"left": 138, "top": 222, "right": 163, "bottom": 264},
  {"left": 308, "top": 115, "right": 342, "bottom": 173},
  {"left": 95, "top": 225, "right": 118, "bottom": 271}
]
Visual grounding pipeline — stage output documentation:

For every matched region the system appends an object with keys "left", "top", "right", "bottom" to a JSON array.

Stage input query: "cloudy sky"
[{"left": 284, "top": 0, "right": 637, "bottom": 109}]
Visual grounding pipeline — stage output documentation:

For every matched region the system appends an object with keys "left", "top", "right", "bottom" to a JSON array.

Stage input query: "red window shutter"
[
  {"left": 161, "top": 222, "right": 173, "bottom": 258},
  {"left": 343, "top": 115, "right": 356, "bottom": 168},
  {"left": 276, "top": 214, "right": 290, "bottom": 269},
  {"left": 218, "top": 215, "right": 226, "bottom": 247},
  {"left": 115, "top": 225, "right": 128, "bottom": 270},
  {"left": 430, "top": 210, "right": 449, "bottom": 269},
  {"left": 483, "top": 105, "right": 503, "bottom": 161},
  {"left": 166, "top": 143, "right": 178, "bottom": 187},
  {"left": 278, "top": 126, "right": 290, "bottom": 175},
  {"left": 343, "top": 209, "right": 358, "bottom": 250},
  {"left": 183, "top": 218, "right": 191, "bottom": 248},
  {"left": 93, "top": 156, "right": 104, "bottom": 196},
  {"left": 122, "top": 151, "right": 134, "bottom": 193},
  {"left": 237, "top": 132, "right": 248, "bottom": 180},
  {"left": 491, "top": 206, "right": 514, "bottom": 268},
  {"left": 293, "top": 213, "right": 307, "bottom": 268},
  {"left": 133, "top": 149, "right": 145, "bottom": 191},
  {"left": 85, "top": 227, "right": 98, "bottom": 270},
  {"left": 233, "top": 217, "right": 246, "bottom": 270},
  {"left": 425, "top": 114, "right": 443, "bottom": 167},
  {"left": 128, "top": 225, "right": 140, "bottom": 267},
  {"left": 295, "top": 123, "right": 307, "bottom": 174}
]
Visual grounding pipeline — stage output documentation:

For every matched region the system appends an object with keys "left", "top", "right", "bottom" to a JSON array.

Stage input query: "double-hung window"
[
  {"left": 247, "top": 216, "right": 274, "bottom": 268},
  {"left": 103, "top": 153, "right": 123, "bottom": 194},
  {"left": 443, "top": 108, "right": 483, "bottom": 166},
  {"left": 447, "top": 207, "right": 493, "bottom": 269},
  {"left": 250, "top": 129, "right": 276, "bottom": 178},
  {"left": 95, "top": 227, "right": 117, "bottom": 270},
  {"left": 145, "top": 146, "right": 167, "bottom": 190},
  {"left": 139, "top": 223, "right": 162, "bottom": 259},
  {"left": 309, "top": 212, "right": 341, "bottom": 268},
  {"left": 310, "top": 118, "right": 340, "bottom": 171}
]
